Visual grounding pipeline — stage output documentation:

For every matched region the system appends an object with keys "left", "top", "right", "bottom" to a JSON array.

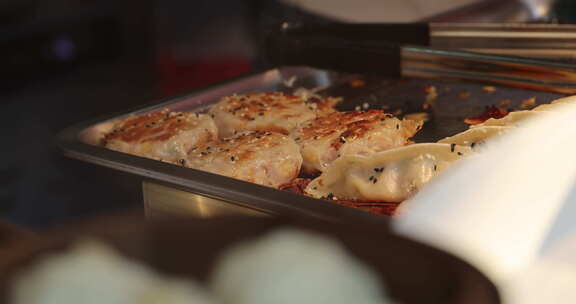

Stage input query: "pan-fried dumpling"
[
  {"left": 305, "top": 143, "right": 472, "bottom": 202},
  {"left": 291, "top": 110, "right": 423, "bottom": 174},
  {"left": 209, "top": 93, "right": 339, "bottom": 138},
  {"left": 104, "top": 110, "right": 218, "bottom": 164}
]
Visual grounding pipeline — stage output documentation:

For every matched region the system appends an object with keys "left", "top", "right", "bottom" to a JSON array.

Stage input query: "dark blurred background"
[{"left": 0, "top": 0, "right": 263, "bottom": 227}]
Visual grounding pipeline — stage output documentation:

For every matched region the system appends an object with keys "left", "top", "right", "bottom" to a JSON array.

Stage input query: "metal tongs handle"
[{"left": 267, "top": 28, "right": 576, "bottom": 94}]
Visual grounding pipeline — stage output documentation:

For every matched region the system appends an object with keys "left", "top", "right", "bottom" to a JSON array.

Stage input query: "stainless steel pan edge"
[{"left": 56, "top": 67, "right": 389, "bottom": 224}]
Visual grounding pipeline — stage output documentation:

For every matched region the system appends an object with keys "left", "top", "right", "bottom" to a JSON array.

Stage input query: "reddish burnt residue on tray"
[
  {"left": 464, "top": 105, "right": 509, "bottom": 125},
  {"left": 279, "top": 178, "right": 400, "bottom": 217},
  {"left": 332, "top": 200, "right": 399, "bottom": 216},
  {"left": 278, "top": 178, "right": 312, "bottom": 195}
]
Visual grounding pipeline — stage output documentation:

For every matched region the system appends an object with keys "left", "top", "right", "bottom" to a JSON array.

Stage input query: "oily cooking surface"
[{"left": 209, "top": 92, "right": 340, "bottom": 138}]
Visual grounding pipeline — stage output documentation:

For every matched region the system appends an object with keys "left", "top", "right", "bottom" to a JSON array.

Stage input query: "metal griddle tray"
[{"left": 57, "top": 64, "right": 565, "bottom": 223}]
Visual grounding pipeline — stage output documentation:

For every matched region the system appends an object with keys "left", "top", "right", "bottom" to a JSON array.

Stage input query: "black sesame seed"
[
  {"left": 471, "top": 142, "right": 476, "bottom": 148},
  {"left": 230, "top": 156, "right": 235, "bottom": 161},
  {"left": 373, "top": 167, "right": 384, "bottom": 173},
  {"left": 396, "top": 124, "right": 399, "bottom": 129},
  {"left": 433, "top": 164, "right": 437, "bottom": 171},
  {"left": 326, "top": 193, "right": 334, "bottom": 200},
  {"left": 450, "top": 143, "right": 456, "bottom": 152},
  {"left": 457, "top": 152, "right": 463, "bottom": 156},
  {"left": 372, "top": 178, "right": 378, "bottom": 184},
  {"left": 369, "top": 176, "right": 375, "bottom": 181}
]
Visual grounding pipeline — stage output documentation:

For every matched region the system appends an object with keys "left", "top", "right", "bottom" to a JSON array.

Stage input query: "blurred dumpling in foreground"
[
  {"left": 11, "top": 240, "right": 215, "bottom": 304},
  {"left": 211, "top": 229, "right": 393, "bottom": 304}
]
